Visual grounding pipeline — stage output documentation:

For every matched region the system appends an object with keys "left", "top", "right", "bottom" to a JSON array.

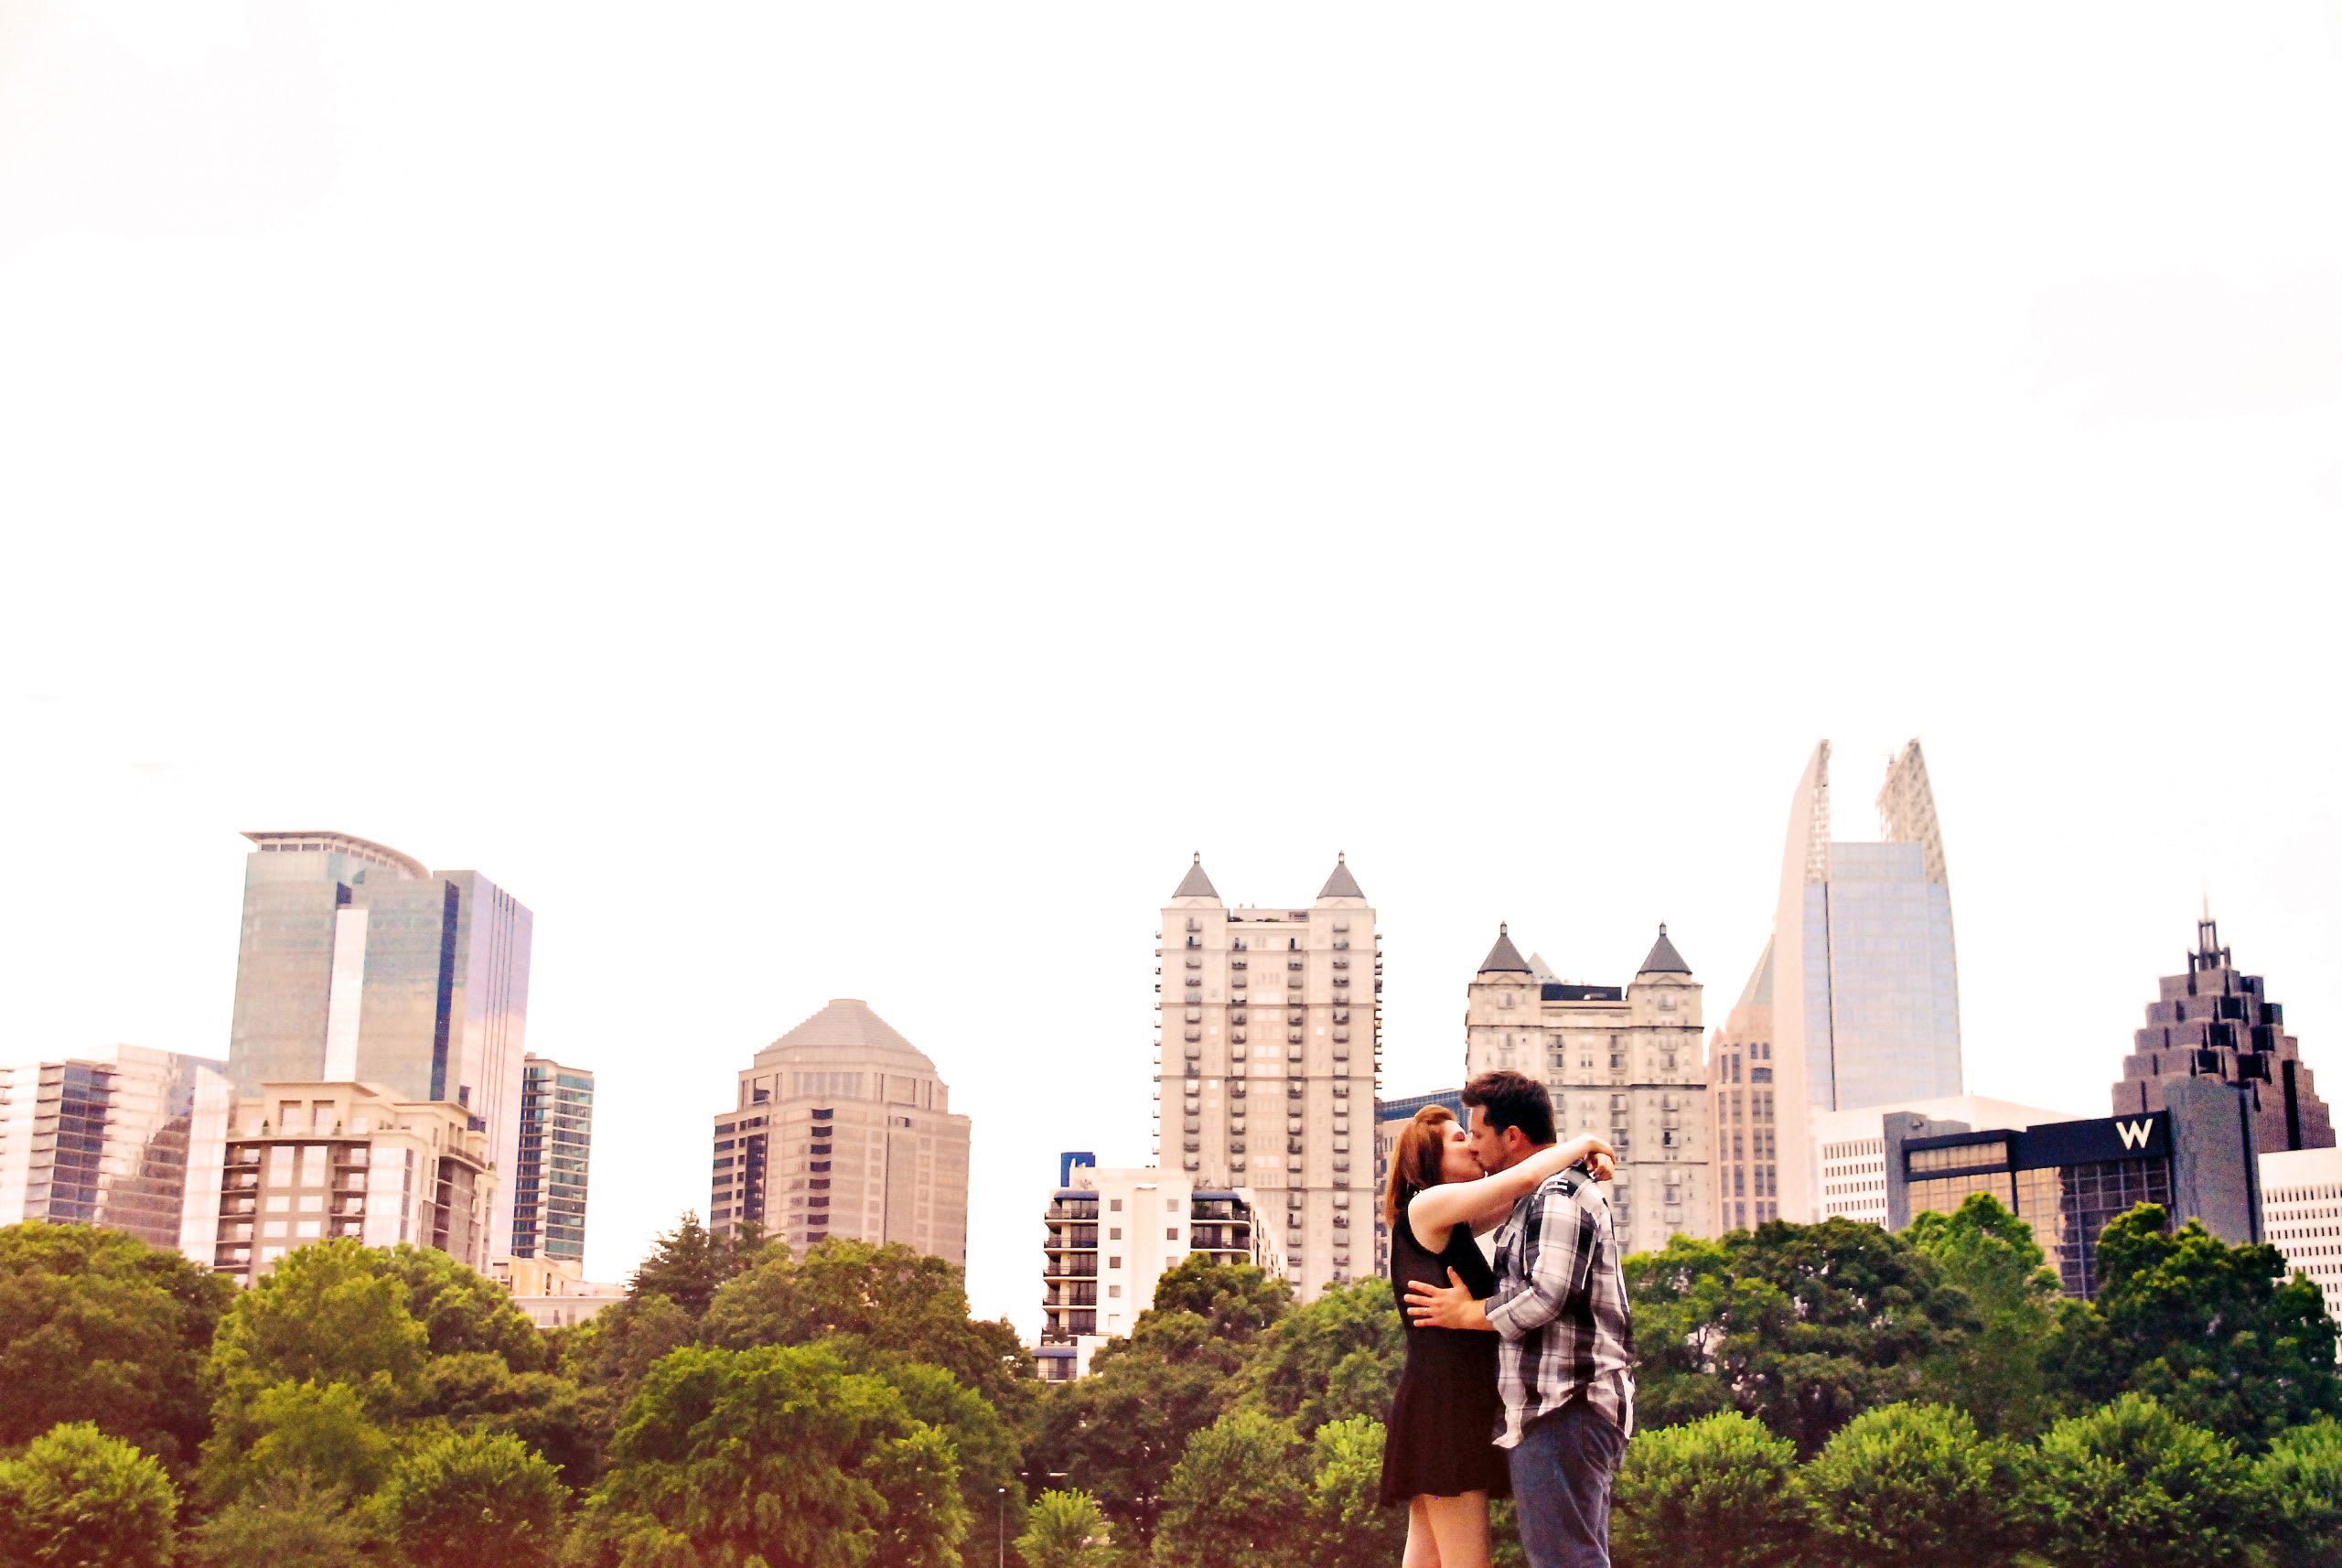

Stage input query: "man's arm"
[{"left": 1479, "top": 1184, "right": 1595, "bottom": 1341}]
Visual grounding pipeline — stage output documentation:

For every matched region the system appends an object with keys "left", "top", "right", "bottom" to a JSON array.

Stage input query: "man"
[{"left": 1405, "top": 1069, "right": 1635, "bottom": 1568}]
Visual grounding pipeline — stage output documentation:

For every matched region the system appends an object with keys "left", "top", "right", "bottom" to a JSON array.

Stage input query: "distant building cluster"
[{"left": 1, "top": 747, "right": 2334, "bottom": 1364}]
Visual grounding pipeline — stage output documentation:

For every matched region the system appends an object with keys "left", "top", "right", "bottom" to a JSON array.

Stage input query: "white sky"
[{"left": 3, "top": 5, "right": 2337, "bottom": 1339}]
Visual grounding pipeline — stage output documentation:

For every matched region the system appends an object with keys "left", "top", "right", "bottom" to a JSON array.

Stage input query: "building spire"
[
  {"left": 1316, "top": 852, "right": 1366, "bottom": 901},
  {"left": 1478, "top": 922, "right": 1532, "bottom": 976},
  {"left": 1638, "top": 922, "right": 1692, "bottom": 976},
  {"left": 1172, "top": 852, "right": 1219, "bottom": 901}
]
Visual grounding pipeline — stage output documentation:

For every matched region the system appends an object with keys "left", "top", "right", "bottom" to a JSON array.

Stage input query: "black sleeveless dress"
[{"left": 1378, "top": 1208, "right": 1511, "bottom": 1504}]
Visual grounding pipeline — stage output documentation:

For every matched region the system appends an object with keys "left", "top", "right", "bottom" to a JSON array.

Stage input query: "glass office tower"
[
  {"left": 1766, "top": 741, "right": 1964, "bottom": 1219},
  {"left": 510, "top": 1055, "right": 594, "bottom": 1262},
  {"left": 224, "top": 832, "right": 533, "bottom": 1257},
  {"left": 0, "top": 1045, "right": 232, "bottom": 1255}
]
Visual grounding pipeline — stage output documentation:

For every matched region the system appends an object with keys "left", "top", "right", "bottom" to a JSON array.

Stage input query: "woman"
[{"left": 1378, "top": 1105, "right": 1614, "bottom": 1568}]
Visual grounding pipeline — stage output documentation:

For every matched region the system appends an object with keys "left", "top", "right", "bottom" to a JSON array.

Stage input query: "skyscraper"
[
  {"left": 1763, "top": 740, "right": 1963, "bottom": 1220},
  {"left": 224, "top": 832, "right": 533, "bottom": 1255},
  {"left": 708, "top": 999, "right": 970, "bottom": 1263},
  {"left": 1464, "top": 924, "right": 1714, "bottom": 1255},
  {"left": 2114, "top": 913, "right": 2332, "bottom": 1153},
  {"left": 510, "top": 1055, "right": 594, "bottom": 1263},
  {"left": 0, "top": 1045, "right": 231, "bottom": 1257},
  {"left": 1706, "top": 942, "right": 1779, "bottom": 1232},
  {"left": 1156, "top": 854, "right": 1381, "bottom": 1300}
]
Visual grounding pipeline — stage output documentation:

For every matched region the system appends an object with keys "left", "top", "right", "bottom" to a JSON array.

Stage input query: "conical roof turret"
[
  {"left": 1638, "top": 923, "right": 1692, "bottom": 976},
  {"left": 1317, "top": 852, "right": 1365, "bottom": 901},
  {"left": 1478, "top": 923, "right": 1532, "bottom": 975},
  {"left": 1172, "top": 853, "right": 1220, "bottom": 900}
]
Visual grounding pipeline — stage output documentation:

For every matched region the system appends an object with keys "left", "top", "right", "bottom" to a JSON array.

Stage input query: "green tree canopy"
[
  {"left": 837, "top": 1351, "right": 1024, "bottom": 1568},
  {"left": 198, "top": 1378, "right": 399, "bottom": 1507},
  {"left": 2025, "top": 1391, "right": 2272, "bottom": 1568},
  {"left": 2057, "top": 1205, "right": 2342, "bottom": 1447},
  {"left": 0, "top": 1421, "right": 179, "bottom": 1568},
  {"left": 574, "top": 1342, "right": 966, "bottom": 1568},
  {"left": 1240, "top": 1277, "right": 1402, "bottom": 1437},
  {"left": 1611, "top": 1409, "right": 1810, "bottom": 1568},
  {"left": 1295, "top": 1414, "right": 1405, "bottom": 1563},
  {"left": 1903, "top": 1192, "right": 2065, "bottom": 1436},
  {"left": 626, "top": 1212, "right": 775, "bottom": 1319},
  {"left": 206, "top": 1238, "right": 431, "bottom": 1416},
  {"left": 378, "top": 1242, "right": 549, "bottom": 1371},
  {"left": 184, "top": 1473, "right": 379, "bottom": 1568},
  {"left": 376, "top": 1429, "right": 567, "bottom": 1568},
  {"left": 0, "top": 1221, "right": 232, "bottom": 1472},
  {"left": 1148, "top": 1253, "right": 1291, "bottom": 1343},
  {"left": 1150, "top": 1408, "right": 1303, "bottom": 1568},
  {"left": 2258, "top": 1416, "right": 2342, "bottom": 1568},
  {"left": 1802, "top": 1402, "right": 2014, "bottom": 1568},
  {"left": 702, "top": 1239, "right": 1033, "bottom": 1423},
  {"left": 1015, "top": 1487, "right": 1115, "bottom": 1568},
  {"left": 1628, "top": 1219, "right": 1977, "bottom": 1453}
]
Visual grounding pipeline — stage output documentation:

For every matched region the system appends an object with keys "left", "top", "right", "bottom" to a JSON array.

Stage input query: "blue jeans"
[{"left": 1507, "top": 1397, "right": 1627, "bottom": 1568}]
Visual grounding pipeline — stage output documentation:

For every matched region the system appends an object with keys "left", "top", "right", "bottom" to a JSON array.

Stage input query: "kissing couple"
[{"left": 1379, "top": 1069, "right": 1637, "bottom": 1568}]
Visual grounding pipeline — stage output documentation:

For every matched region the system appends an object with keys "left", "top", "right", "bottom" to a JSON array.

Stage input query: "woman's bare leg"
[
  {"left": 1402, "top": 1496, "right": 1442, "bottom": 1568},
  {"left": 1420, "top": 1491, "right": 1492, "bottom": 1568}
]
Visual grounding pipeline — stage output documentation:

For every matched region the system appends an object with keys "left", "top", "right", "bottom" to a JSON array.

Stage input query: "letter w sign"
[{"left": 2116, "top": 1120, "right": 2154, "bottom": 1150}]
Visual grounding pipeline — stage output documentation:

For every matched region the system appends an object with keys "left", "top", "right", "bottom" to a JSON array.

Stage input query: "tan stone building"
[
  {"left": 708, "top": 999, "right": 970, "bottom": 1264},
  {"left": 192, "top": 1079, "right": 494, "bottom": 1284},
  {"left": 1464, "top": 925, "right": 1713, "bottom": 1256},
  {"left": 1157, "top": 854, "right": 1380, "bottom": 1299},
  {"left": 1706, "top": 943, "right": 1780, "bottom": 1233}
]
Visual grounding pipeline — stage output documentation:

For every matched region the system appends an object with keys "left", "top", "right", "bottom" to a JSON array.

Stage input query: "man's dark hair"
[{"left": 1462, "top": 1069, "right": 1555, "bottom": 1146}]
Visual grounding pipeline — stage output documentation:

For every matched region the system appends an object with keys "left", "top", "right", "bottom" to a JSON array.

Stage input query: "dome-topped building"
[{"left": 710, "top": 999, "right": 970, "bottom": 1263}]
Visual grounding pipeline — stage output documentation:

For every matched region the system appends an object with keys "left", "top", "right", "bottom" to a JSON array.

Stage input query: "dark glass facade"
[{"left": 510, "top": 1057, "right": 593, "bottom": 1262}]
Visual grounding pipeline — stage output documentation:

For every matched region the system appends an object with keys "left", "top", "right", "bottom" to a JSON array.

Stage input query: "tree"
[
  {"left": 1016, "top": 1487, "right": 1115, "bottom": 1568},
  {"left": 0, "top": 1421, "right": 179, "bottom": 1568},
  {"left": 1903, "top": 1192, "right": 2065, "bottom": 1436},
  {"left": 411, "top": 1351, "right": 603, "bottom": 1487},
  {"left": 376, "top": 1429, "right": 567, "bottom": 1568},
  {"left": 185, "top": 1472, "right": 379, "bottom": 1568},
  {"left": 845, "top": 1352, "right": 1025, "bottom": 1568},
  {"left": 206, "top": 1238, "right": 431, "bottom": 1417},
  {"left": 702, "top": 1239, "right": 1035, "bottom": 1424},
  {"left": 626, "top": 1212, "right": 775, "bottom": 1319},
  {"left": 2025, "top": 1392, "right": 2272, "bottom": 1568},
  {"left": 572, "top": 1342, "right": 966, "bottom": 1568},
  {"left": 1295, "top": 1415, "right": 1405, "bottom": 1563},
  {"left": 1610, "top": 1410, "right": 1809, "bottom": 1568},
  {"left": 1151, "top": 1409, "right": 1304, "bottom": 1568},
  {"left": 1241, "top": 1278, "right": 1403, "bottom": 1438},
  {"left": 0, "top": 1220, "right": 232, "bottom": 1472},
  {"left": 198, "top": 1378, "right": 399, "bottom": 1507},
  {"left": 1148, "top": 1253, "right": 1290, "bottom": 1343},
  {"left": 2056, "top": 1205, "right": 2341, "bottom": 1447},
  {"left": 1802, "top": 1403, "right": 2013, "bottom": 1568},
  {"left": 378, "top": 1242, "right": 548, "bottom": 1371},
  {"left": 2259, "top": 1417, "right": 2342, "bottom": 1568},
  {"left": 1628, "top": 1219, "right": 1976, "bottom": 1453}
]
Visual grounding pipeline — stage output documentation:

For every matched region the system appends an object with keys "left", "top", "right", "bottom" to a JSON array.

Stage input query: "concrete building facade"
[
  {"left": 1811, "top": 1095, "right": 2085, "bottom": 1227},
  {"left": 1761, "top": 740, "right": 1964, "bottom": 1221},
  {"left": 194, "top": 1079, "right": 494, "bottom": 1284},
  {"left": 1155, "top": 854, "right": 1380, "bottom": 1299},
  {"left": 510, "top": 1055, "right": 593, "bottom": 1262},
  {"left": 0, "top": 1046, "right": 232, "bottom": 1256},
  {"left": 1706, "top": 944, "right": 1779, "bottom": 1233},
  {"left": 1035, "top": 1160, "right": 1283, "bottom": 1380},
  {"left": 2259, "top": 1146, "right": 2342, "bottom": 1352},
  {"left": 2114, "top": 914, "right": 2332, "bottom": 1154},
  {"left": 1465, "top": 924, "right": 1713, "bottom": 1255},
  {"left": 224, "top": 831, "right": 532, "bottom": 1256},
  {"left": 708, "top": 999, "right": 970, "bottom": 1265}
]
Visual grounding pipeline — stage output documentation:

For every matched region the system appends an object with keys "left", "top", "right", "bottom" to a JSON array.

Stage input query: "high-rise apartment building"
[
  {"left": 708, "top": 999, "right": 970, "bottom": 1264},
  {"left": 2114, "top": 914, "right": 2332, "bottom": 1154},
  {"left": 1156, "top": 854, "right": 1380, "bottom": 1299},
  {"left": 1035, "top": 1161, "right": 1283, "bottom": 1381},
  {"left": 0, "top": 1046, "right": 232, "bottom": 1256},
  {"left": 225, "top": 832, "right": 532, "bottom": 1255},
  {"left": 1763, "top": 740, "right": 1964, "bottom": 1220},
  {"left": 1465, "top": 925, "right": 1713, "bottom": 1255},
  {"left": 1810, "top": 1095, "right": 2083, "bottom": 1226},
  {"left": 510, "top": 1055, "right": 594, "bottom": 1262},
  {"left": 1706, "top": 944, "right": 1779, "bottom": 1232},
  {"left": 190, "top": 1079, "right": 495, "bottom": 1283},
  {"left": 2259, "top": 1147, "right": 2342, "bottom": 1348}
]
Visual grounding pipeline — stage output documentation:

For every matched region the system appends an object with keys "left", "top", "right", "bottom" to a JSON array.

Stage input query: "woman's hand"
[{"left": 1555, "top": 1133, "right": 1617, "bottom": 1180}]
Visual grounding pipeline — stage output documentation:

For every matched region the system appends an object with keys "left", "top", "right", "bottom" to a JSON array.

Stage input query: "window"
[{"left": 1166, "top": 1228, "right": 1180, "bottom": 1240}]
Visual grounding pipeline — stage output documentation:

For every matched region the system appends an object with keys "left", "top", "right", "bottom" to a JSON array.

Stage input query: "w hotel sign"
[{"left": 2021, "top": 1111, "right": 2171, "bottom": 1166}]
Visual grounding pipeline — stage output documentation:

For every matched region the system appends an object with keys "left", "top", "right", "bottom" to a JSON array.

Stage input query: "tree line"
[{"left": 0, "top": 1195, "right": 2335, "bottom": 1567}]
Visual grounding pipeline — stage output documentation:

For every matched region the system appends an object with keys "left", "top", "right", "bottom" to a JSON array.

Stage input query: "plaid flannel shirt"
[{"left": 1482, "top": 1164, "right": 1638, "bottom": 1447}]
